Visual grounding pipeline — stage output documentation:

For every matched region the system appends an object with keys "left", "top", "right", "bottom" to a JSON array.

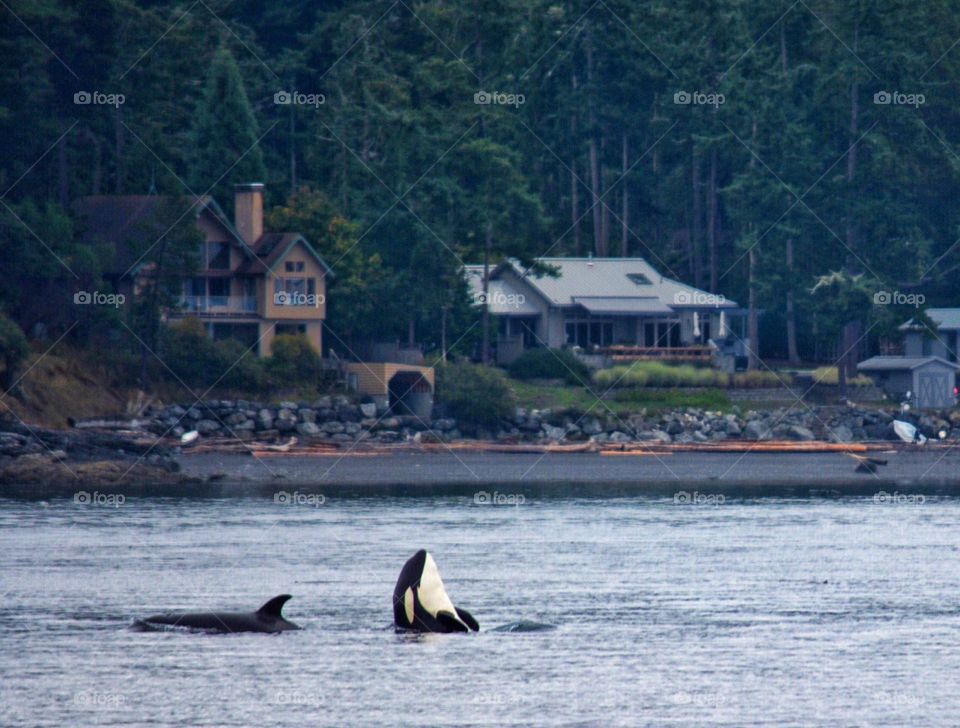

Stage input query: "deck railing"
[
  {"left": 598, "top": 345, "right": 714, "bottom": 363},
  {"left": 179, "top": 295, "right": 258, "bottom": 314}
]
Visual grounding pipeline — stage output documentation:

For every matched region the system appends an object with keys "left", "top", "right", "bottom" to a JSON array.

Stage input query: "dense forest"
[{"left": 2, "top": 0, "right": 960, "bottom": 369}]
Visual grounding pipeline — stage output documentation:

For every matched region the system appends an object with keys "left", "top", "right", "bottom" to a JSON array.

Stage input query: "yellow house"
[{"left": 76, "top": 183, "right": 332, "bottom": 356}]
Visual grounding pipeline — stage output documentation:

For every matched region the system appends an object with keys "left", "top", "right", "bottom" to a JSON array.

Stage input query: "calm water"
[{"left": 1, "top": 494, "right": 959, "bottom": 726}]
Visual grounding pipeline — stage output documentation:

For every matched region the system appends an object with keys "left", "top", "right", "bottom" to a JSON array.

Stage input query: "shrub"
[
  {"left": 507, "top": 347, "right": 591, "bottom": 385},
  {"left": 161, "top": 317, "right": 268, "bottom": 390},
  {"left": 594, "top": 362, "right": 789, "bottom": 389},
  {"left": 811, "top": 366, "right": 873, "bottom": 387},
  {"left": 267, "top": 334, "right": 321, "bottom": 385},
  {"left": 0, "top": 312, "right": 29, "bottom": 390},
  {"left": 436, "top": 361, "right": 515, "bottom": 427}
]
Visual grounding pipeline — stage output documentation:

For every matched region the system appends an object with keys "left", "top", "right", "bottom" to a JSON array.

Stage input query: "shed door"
[{"left": 916, "top": 370, "right": 950, "bottom": 408}]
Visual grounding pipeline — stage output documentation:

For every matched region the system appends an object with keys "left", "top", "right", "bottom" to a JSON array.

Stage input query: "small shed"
[
  {"left": 344, "top": 362, "right": 435, "bottom": 420},
  {"left": 857, "top": 356, "right": 959, "bottom": 409}
]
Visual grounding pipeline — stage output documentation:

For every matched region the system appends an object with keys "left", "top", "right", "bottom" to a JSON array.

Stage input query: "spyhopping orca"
[
  {"left": 393, "top": 550, "right": 479, "bottom": 633},
  {"left": 133, "top": 594, "right": 300, "bottom": 633}
]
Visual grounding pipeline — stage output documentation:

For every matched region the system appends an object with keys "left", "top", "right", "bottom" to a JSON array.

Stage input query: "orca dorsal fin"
[{"left": 257, "top": 594, "right": 292, "bottom": 618}]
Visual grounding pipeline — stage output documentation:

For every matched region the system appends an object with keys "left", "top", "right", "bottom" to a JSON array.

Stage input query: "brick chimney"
[{"left": 234, "top": 183, "right": 264, "bottom": 245}]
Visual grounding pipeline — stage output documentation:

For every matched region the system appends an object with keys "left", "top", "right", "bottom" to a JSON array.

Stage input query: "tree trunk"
[
  {"left": 290, "top": 105, "right": 297, "bottom": 196},
  {"left": 481, "top": 224, "right": 492, "bottom": 364},
  {"left": 621, "top": 133, "right": 628, "bottom": 256},
  {"left": 570, "top": 74, "right": 581, "bottom": 255},
  {"left": 748, "top": 246, "right": 759, "bottom": 370},
  {"left": 691, "top": 148, "right": 702, "bottom": 286},
  {"left": 440, "top": 306, "right": 448, "bottom": 362},
  {"left": 707, "top": 147, "right": 718, "bottom": 292},
  {"left": 114, "top": 107, "right": 124, "bottom": 194},
  {"left": 785, "top": 238, "right": 800, "bottom": 365},
  {"left": 58, "top": 133, "right": 68, "bottom": 207},
  {"left": 585, "top": 27, "right": 604, "bottom": 256}
]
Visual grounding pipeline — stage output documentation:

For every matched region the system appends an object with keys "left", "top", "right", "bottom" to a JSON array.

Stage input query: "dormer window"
[
  {"left": 626, "top": 272, "right": 651, "bottom": 286},
  {"left": 285, "top": 260, "right": 305, "bottom": 272}
]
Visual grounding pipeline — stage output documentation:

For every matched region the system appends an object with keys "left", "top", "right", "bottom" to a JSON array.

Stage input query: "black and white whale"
[
  {"left": 133, "top": 594, "right": 300, "bottom": 633},
  {"left": 393, "top": 550, "right": 480, "bottom": 633}
]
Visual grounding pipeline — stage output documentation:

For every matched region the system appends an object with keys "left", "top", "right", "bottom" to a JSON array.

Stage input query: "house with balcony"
[
  {"left": 74, "top": 183, "right": 331, "bottom": 356},
  {"left": 465, "top": 257, "right": 747, "bottom": 367}
]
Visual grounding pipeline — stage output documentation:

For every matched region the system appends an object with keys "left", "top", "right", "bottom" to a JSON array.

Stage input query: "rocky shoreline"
[
  {"left": 2, "top": 396, "right": 958, "bottom": 487},
  {"left": 139, "top": 396, "right": 959, "bottom": 446}
]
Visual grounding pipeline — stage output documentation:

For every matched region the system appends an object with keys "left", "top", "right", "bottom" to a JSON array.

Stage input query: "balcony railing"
[{"left": 179, "top": 295, "right": 258, "bottom": 314}]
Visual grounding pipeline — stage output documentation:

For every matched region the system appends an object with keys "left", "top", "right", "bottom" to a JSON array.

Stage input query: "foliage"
[
  {"left": 266, "top": 333, "right": 321, "bottom": 385},
  {"left": 811, "top": 367, "right": 874, "bottom": 387},
  {"left": 594, "top": 362, "right": 785, "bottom": 389},
  {"left": 0, "top": 311, "right": 29, "bottom": 390},
  {"left": 507, "top": 348, "right": 591, "bottom": 385},
  {"left": 160, "top": 317, "right": 266, "bottom": 390},
  {"left": 436, "top": 361, "right": 515, "bottom": 426}
]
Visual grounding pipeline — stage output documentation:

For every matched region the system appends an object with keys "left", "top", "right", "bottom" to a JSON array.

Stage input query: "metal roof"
[
  {"left": 465, "top": 258, "right": 737, "bottom": 313},
  {"left": 857, "top": 355, "right": 960, "bottom": 371},
  {"left": 464, "top": 267, "right": 540, "bottom": 314},
  {"left": 899, "top": 308, "right": 960, "bottom": 331},
  {"left": 572, "top": 296, "right": 674, "bottom": 315}
]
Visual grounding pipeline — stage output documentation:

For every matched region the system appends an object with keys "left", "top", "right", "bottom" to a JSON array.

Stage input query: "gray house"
[
  {"left": 900, "top": 308, "right": 960, "bottom": 362},
  {"left": 857, "top": 356, "right": 959, "bottom": 408},
  {"left": 465, "top": 257, "right": 746, "bottom": 365}
]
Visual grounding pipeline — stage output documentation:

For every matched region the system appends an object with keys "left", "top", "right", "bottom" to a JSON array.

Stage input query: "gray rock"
[
  {"left": 725, "top": 421, "right": 741, "bottom": 437},
  {"left": 344, "top": 422, "right": 361, "bottom": 435},
  {"left": 378, "top": 430, "right": 400, "bottom": 441},
  {"left": 608, "top": 431, "right": 631, "bottom": 443},
  {"left": 296, "top": 422, "right": 320, "bottom": 436},
  {"left": 743, "top": 420, "right": 771, "bottom": 441},
  {"left": 298, "top": 408, "right": 316, "bottom": 424},
  {"left": 828, "top": 424, "right": 854, "bottom": 443},
  {"left": 582, "top": 418, "right": 603, "bottom": 436},
  {"left": 233, "top": 419, "right": 256, "bottom": 431},
  {"left": 542, "top": 424, "right": 567, "bottom": 441},
  {"left": 433, "top": 418, "right": 456, "bottom": 431},
  {"left": 195, "top": 419, "right": 220, "bottom": 434},
  {"left": 785, "top": 425, "right": 815, "bottom": 441},
  {"left": 378, "top": 417, "right": 401, "bottom": 430},
  {"left": 666, "top": 420, "right": 684, "bottom": 435},
  {"left": 360, "top": 402, "right": 377, "bottom": 418},
  {"left": 275, "top": 409, "right": 298, "bottom": 432},
  {"left": 321, "top": 421, "right": 345, "bottom": 434},
  {"left": 278, "top": 401, "right": 297, "bottom": 410},
  {"left": 224, "top": 411, "right": 247, "bottom": 426}
]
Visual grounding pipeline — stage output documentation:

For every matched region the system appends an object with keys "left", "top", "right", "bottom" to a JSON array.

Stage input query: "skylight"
[{"left": 626, "top": 273, "right": 652, "bottom": 286}]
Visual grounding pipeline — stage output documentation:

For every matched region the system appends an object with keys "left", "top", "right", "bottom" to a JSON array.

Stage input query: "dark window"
[
  {"left": 285, "top": 261, "right": 305, "bottom": 272},
  {"left": 207, "top": 242, "right": 230, "bottom": 270},
  {"left": 276, "top": 323, "right": 306, "bottom": 336},
  {"left": 208, "top": 278, "right": 229, "bottom": 305},
  {"left": 626, "top": 272, "right": 652, "bottom": 286}
]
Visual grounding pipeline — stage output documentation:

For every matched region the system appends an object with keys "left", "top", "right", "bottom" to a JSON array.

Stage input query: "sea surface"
[{"left": 1, "top": 493, "right": 959, "bottom": 726}]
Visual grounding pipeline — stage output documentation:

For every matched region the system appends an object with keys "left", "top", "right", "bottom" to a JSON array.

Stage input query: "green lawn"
[{"left": 507, "top": 378, "right": 732, "bottom": 415}]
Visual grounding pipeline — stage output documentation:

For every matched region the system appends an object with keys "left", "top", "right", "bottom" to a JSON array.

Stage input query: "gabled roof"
[
  {"left": 857, "top": 355, "right": 960, "bottom": 371},
  {"left": 899, "top": 308, "right": 960, "bottom": 331},
  {"left": 73, "top": 194, "right": 248, "bottom": 275},
  {"left": 465, "top": 257, "right": 737, "bottom": 312},
  {"left": 237, "top": 232, "right": 334, "bottom": 277}
]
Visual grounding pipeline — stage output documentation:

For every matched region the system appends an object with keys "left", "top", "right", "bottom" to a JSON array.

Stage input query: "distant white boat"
[
  {"left": 180, "top": 430, "right": 200, "bottom": 446},
  {"left": 893, "top": 420, "right": 927, "bottom": 445}
]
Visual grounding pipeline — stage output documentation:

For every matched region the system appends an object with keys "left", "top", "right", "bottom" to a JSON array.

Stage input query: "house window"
[
  {"left": 626, "top": 273, "right": 652, "bottom": 286},
  {"left": 285, "top": 261, "right": 305, "bottom": 272},
  {"left": 205, "top": 242, "right": 230, "bottom": 270},
  {"left": 565, "top": 320, "right": 612, "bottom": 347},
  {"left": 208, "top": 278, "right": 229, "bottom": 306}
]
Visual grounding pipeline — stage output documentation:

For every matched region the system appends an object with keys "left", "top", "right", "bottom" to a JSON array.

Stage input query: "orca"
[
  {"left": 393, "top": 550, "right": 479, "bottom": 633},
  {"left": 133, "top": 594, "right": 300, "bottom": 634}
]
